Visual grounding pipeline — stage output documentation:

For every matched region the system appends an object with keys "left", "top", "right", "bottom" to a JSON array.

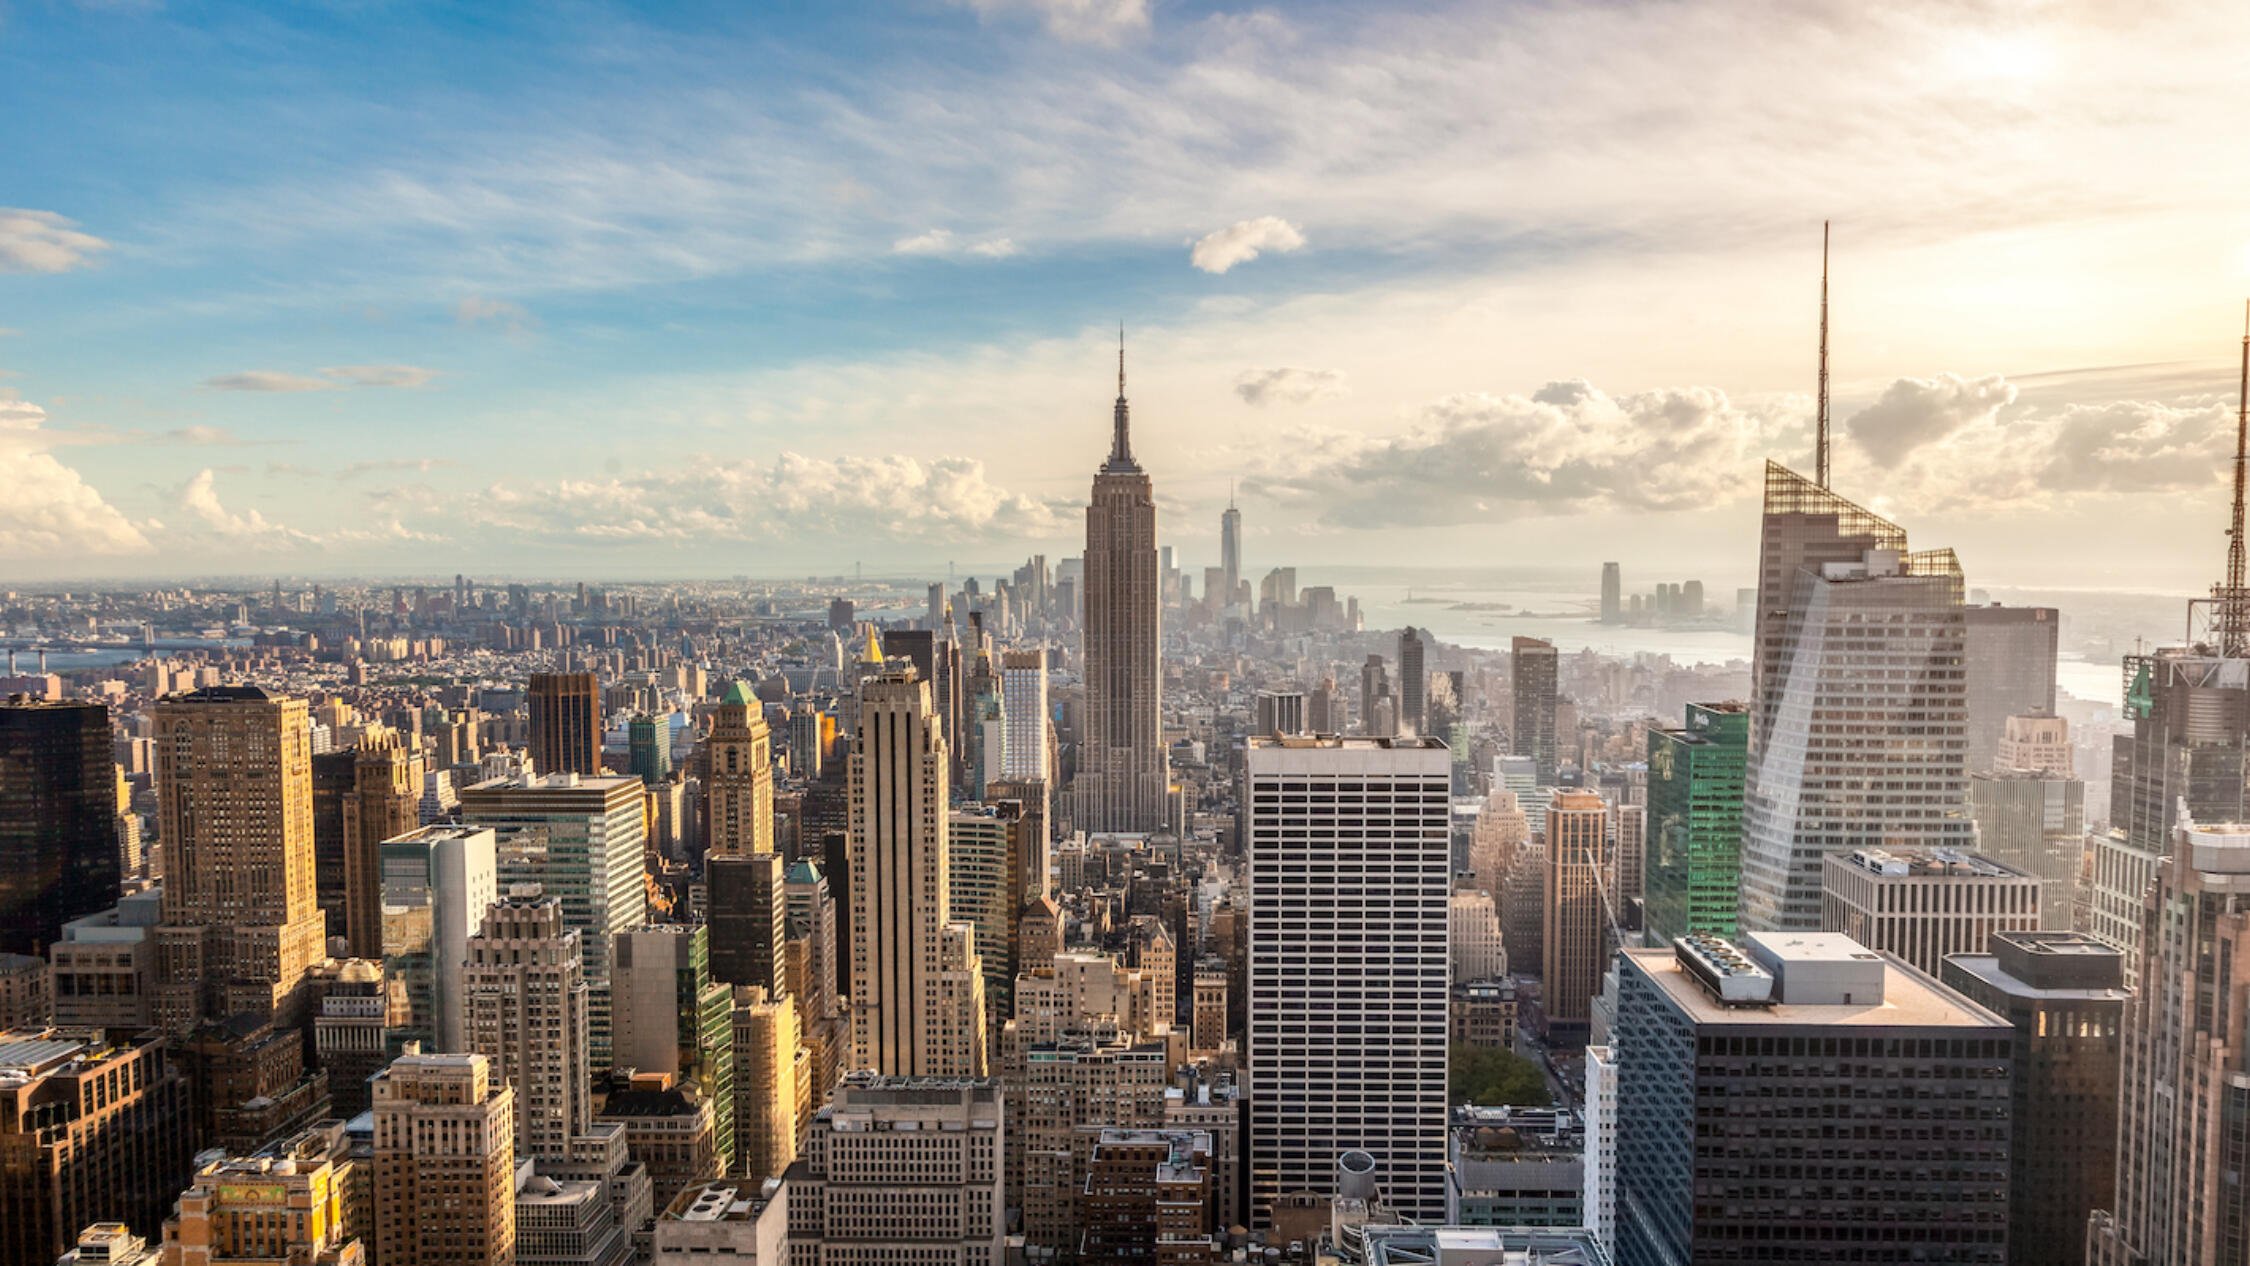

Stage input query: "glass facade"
[{"left": 1643, "top": 703, "right": 1747, "bottom": 946}]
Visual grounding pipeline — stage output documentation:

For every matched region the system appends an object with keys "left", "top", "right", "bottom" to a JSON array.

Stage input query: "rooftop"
[
  {"left": 1835, "top": 847, "right": 2026, "bottom": 880},
  {"left": 1628, "top": 940, "right": 2004, "bottom": 1030}
]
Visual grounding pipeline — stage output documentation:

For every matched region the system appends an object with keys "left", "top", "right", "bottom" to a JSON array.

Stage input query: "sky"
[{"left": 5, "top": 0, "right": 2250, "bottom": 593}]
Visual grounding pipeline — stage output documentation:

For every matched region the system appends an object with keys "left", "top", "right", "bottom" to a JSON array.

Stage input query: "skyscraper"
[
  {"left": 2089, "top": 814, "right": 2250, "bottom": 1264},
  {"left": 0, "top": 1027, "right": 193, "bottom": 1264},
  {"left": 629, "top": 713, "right": 672, "bottom": 785},
  {"left": 372, "top": 1052, "right": 518, "bottom": 1266},
  {"left": 998, "top": 649, "right": 1050, "bottom": 782},
  {"left": 465, "top": 888, "right": 592, "bottom": 1164},
  {"left": 1245, "top": 735, "right": 1450, "bottom": 1225},
  {"left": 785, "top": 1075, "right": 1005, "bottom": 1264},
  {"left": 462, "top": 772, "right": 650, "bottom": 1072},
  {"left": 1220, "top": 492, "right": 1242, "bottom": 614},
  {"left": 1643, "top": 702, "right": 1747, "bottom": 946},
  {"left": 728, "top": 984, "right": 801, "bottom": 1183},
  {"left": 1740, "top": 465, "right": 1971, "bottom": 933},
  {"left": 1612, "top": 932, "right": 2012, "bottom": 1265},
  {"left": 529, "top": 671, "right": 603, "bottom": 777},
  {"left": 1541, "top": 787, "right": 1611, "bottom": 1045},
  {"left": 613, "top": 924, "right": 737, "bottom": 1175},
  {"left": 0, "top": 699, "right": 118, "bottom": 955},
  {"left": 1510, "top": 637, "right": 1558, "bottom": 783},
  {"left": 379, "top": 823, "right": 498, "bottom": 1051},
  {"left": 1398, "top": 626, "right": 1428, "bottom": 735},
  {"left": 152, "top": 686, "right": 326, "bottom": 1030},
  {"left": 343, "top": 726, "right": 424, "bottom": 959},
  {"left": 1075, "top": 342, "right": 1169, "bottom": 834},
  {"left": 849, "top": 671, "right": 988, "bottom": 1077},
  {"left": 1600, "top": 562, "right": 1622, "bottom": 624},
  {"left": 1962, "top": 605, "right": 2059, "bottom": 772}
]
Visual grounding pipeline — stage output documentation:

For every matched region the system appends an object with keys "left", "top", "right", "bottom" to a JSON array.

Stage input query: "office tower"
[
  {"left": 629, "top": 714, "right": 671, "bottom": 786},
  {"left": 0, "top": 953, "right": 46, "bottom": 1029},
  {"left": 1397, "top": 628, "right": 1429, "bottom": 735},
  {"left": 0, "top": 700, "right": 117, "bottom": 956},
  {"left": 1609, "top": 801, "right": 1645, "bottom": 916},
  {"left": 786, "top": 707, "right": 824, "bottom": 781},
  {"left": 2096, "top": 644, "right": 2250, "bottom": 973},
  {"left": 1245, "top": 735, "right": 1450, "bottom": 1225},
  {"left": 708, "top": 852, "right": 788, "bottom": 993},
  {"left": 1644, "top": 703, "right": 1746, "bottom": 945},
  {"left": 343, "top": 726, "right": 423, "bottom": 960},
  {"left": 0, "top": 1028, "right": 193, "bottom": 1264},
  {"left": 1969, "top": 767, "right": 2086, "bottom": 930},
  {"left": 2088, "top": 815, "right": 2250, "bottom": 1264},
  {"left": 1818, "top": 847, "right": 2039, "bottom": 978},
  {"left": 1612, "top": 932, "right": 2012, "bottom": 1265},
  {"left": 1581, "top": 1044, "right": 1616, "bottom": 1253},
  {"left": 998, "top": 651, "right": 1050, "bottom": 782},
  {"left": 1941, "top": 931, "right": 2127, "bottom": 1266},
  {"left": 462, "top": 772, "right": 650, "bottom": 1071},
  {"left": 705, "top": 681, "right": 784, "bottom": 992},
  {"left": 613, "top": 924, "right": 737, "bottom": 1174},
  {"left": 159, "top": 1124, "right": 365, "bottom": 1265},
  {"left": 1307, "top": 677, "right": 1341, "bottom": 734},
  {"left": 786, "top": 1074, "right": 1005, "bottom": 1264},
  {"left": 783, "top": 860, "right": 845, "bottom": 1109},
  {"left": 598, "top": 1077, "right": 721, "bottom": 1211},
  {"left": 1359, "top": 655, "right": 1391, "bottom": 735},
  {"left": 1510, "top": 637, "right": 1558, "bottom": 783},
  {"left": 50, "top": 891, "right": 160, "bottom": 1031},
  {"left": 378, "top": 823, "right": 497, "bottom": 1051},
  {"left": 1541, "top": 788, "right": 1611, "bottom": 1045},
  {"left": 311, "top": 747, "right": 356, "bottom": 939},
  {"left": 1079, "top": 1129, "right": 1222, "bottom": 1265},
  {"left": 729, "top": 985, "right": 801, "bottom": 1183},
  {"left": 372, "top": 1053, "right": 518, "bottom": 1266},
  {"left": 1220, "top": 494, "right": 1242, "bottom": 610},
  {"left": 1600, "top": 562, "right": 1622, "bottom": 624},
  {"left": 465, "top": 891, "right": 591, "bottom": 1164},
  {"left": 1996, "top": 710, "right": 2074, "bottom": 774},
  {"left": 152, "top": 686, "right": 325, "bottom": 1030},
  {"left": 950, "top": 803, "right": 1033, "bottom": 1019},
  {"left": 1190, "top": 959, "right": 1228, "bottom": 1052},
  {"left": 1075, "top": 346, "right": 1169, "bottom": 834},
  {"left": 1253, "top": 688, "right": 1306, "bottom": 738},
  {"left": 1962, "top": 605, "right": 2059, "bottom": 772},
  {"left": 530, "top": 671, "right": 603, "bottom": 777},
  {"left": 1741, "top": 464, "right": 1971, "bottom": 933},
  {"left": 827, "top": 597, "right": 854, "bottom": 632},
  {"left": 652, "top": 1179, "right": 788, "bottom": 1264},
  {"left": 1450, "top": 889, "right": 1507, "bottom": 983},
  {"left": 849, "top": 672, "right": 987, "bottom": 1076},
  {"left": 313, "top": 959, "right": 390, "bottom": 1118}
]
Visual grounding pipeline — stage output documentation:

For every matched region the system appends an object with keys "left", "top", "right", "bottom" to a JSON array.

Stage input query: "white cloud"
[
  {"left": 955, "top": 0, "right": 1149, "bottom": 44},
  {"left": 454, "top": 295, "right": 534, "bottom": 333},
  {"left": 894, "top": 229, "right": 1020, "bottom": 259},
  {"left": 1191, "top": 217, "right": 1306, "bottom": 274},
  {"left": 0, "top": 398, "right": 151, "bottom": 557},
  {"left": 176, "top": 468, "right": 319, "bottom": 548},
  {"left": 1846, "top": 373, "right": 2016, "bottom": 467},
  {"left": 203, "top": 371, "right": 335, "bottom": 392},
  {"left": 0, "top": 208, "right": 109, "bottom": 274},
  {"left": 1235, "top": 366, "right": 1348, "bottom": 407}
]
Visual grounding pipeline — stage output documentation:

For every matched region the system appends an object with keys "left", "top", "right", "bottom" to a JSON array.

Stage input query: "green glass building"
[{"left": 1644, "top": 702, "right": 1748, "bottom": 945}]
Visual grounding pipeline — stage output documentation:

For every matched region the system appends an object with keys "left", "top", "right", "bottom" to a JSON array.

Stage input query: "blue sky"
[{"left": 6, "top": 0, "right": 2250, "bottom": 590}]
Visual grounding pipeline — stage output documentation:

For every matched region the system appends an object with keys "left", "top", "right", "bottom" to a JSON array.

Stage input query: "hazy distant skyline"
[{"left": 6, "top": 1, "right": 2250, "bottom": 591}]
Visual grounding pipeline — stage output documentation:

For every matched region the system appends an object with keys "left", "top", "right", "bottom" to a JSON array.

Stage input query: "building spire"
[
  {"left": 1816, "top": 220, "right": 1832, "bottom": 489},
  {"left": 1106, "top": 324, "right": 1137, "bottom": 471},
  {"left": 2222, "top": 299, "right": 2250, "bottom": 655}
]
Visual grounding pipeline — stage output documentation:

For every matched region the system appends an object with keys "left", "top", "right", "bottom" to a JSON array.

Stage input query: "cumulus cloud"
[
  {"left": 0, "top": 397, "right": 152, "bottom": 557},
  {"left": 0, "top": 209, "right": 109, "bottom": 274},
  {"left": 176, "top": 468, "right": 319, "bottom": 548},
  {"left": 955, "top": 0, "right": 1148, "bottom": 43},
  {"left": 1235, "top": 367, "right": 1348, "bottom": 407},
  {"left": 893, "top": 229, "right": 1020, "bottom": 259},
  {"left": 454, "top": 453, "right": 1071, "bottom": 547},
  {"left": 1846, "top": 373, "right": 2016, "bottom": 467},
  {"left": 1191, "top": 217, "right": 1306, "bottom": 274}
]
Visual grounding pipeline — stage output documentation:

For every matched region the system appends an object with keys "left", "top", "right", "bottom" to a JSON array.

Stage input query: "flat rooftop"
[
  {"left": 1835, "top": 847, "right": 2026, "bottom": 880},
  {"left": 1625, "top": 946, "right": 2005, "bottom": 1030}
]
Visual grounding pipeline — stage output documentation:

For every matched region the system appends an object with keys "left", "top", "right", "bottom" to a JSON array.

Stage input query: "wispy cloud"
[
  {"left": 1192, "top": 217, "right": 1306, "bottom": 275},
  {"left": 204, "top": 364, "right": 437, "bottom": 391},
  {"left": 203, "top": 371, "right": 334, "bottom": 392},
  {"left": 0, "top": 208, "right": 108, "bottom": 274},
  {"left": 454, "top": 296, "right": 534, "bottom": 334},
  {"left": 893, "top": 228, "right": 1020, "bottom": 259},
  {"left": 954, "top": 0, "right": 1149, "bottom": 44},
  {"left": 1236, "top": 367, "right": 1347, "bottom": 407},
  {"left": 319, "top": 364, "right": 436, "bottom": 388}
]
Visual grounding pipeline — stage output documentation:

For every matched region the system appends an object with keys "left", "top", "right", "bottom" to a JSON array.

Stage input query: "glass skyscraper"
[{"left": 1643, "top": 702, "right": 1747, "bottom": 946}]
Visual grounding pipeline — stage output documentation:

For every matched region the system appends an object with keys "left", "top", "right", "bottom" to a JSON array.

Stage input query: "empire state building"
[{"left": 1075, "top": 340, "right": 1169, "bottom": 834}]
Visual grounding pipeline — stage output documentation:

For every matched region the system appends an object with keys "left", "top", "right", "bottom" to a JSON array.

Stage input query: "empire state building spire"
[{"left": 1106, "top": 325, "right": 1138, "bottom": 472}]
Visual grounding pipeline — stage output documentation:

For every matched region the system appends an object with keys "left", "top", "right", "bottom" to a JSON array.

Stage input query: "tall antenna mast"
[
  {"left": 1816, "top": 220, "right": 1831, "bottom": 489},
  {"left": 2224, "top": 299, "right": 2250, "bottom": 656}
]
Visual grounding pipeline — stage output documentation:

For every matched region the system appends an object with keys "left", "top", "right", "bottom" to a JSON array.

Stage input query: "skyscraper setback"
[{"left": 1075, "top": 344, "right": 1169, "bottom": 834}]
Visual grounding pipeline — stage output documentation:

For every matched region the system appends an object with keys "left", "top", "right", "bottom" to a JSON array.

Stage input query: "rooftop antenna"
[
  {"left": 2223, "top": 299, "right": 2250, "bottom": 656},
  {"left": 1816, "top": 220, "right": 1832, "bottom": 489}
]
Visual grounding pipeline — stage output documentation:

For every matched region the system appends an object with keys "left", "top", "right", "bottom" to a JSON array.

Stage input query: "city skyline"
[{"left": 5, "top": 2, "right": 2250, "bottom": 587}]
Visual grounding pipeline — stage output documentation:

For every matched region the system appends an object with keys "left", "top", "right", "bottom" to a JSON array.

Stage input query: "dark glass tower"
[{"left": 0, "top": 699, "right": 119, "bottom": 954}]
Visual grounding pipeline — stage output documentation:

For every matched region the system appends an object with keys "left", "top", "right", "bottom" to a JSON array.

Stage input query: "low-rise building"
[
  {"left": 651, "top": 1179, "right": 787, "bottom": 1264},
  {"left": 1445, "top": 1105, "right": 1584, "bottom": 1228}
]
